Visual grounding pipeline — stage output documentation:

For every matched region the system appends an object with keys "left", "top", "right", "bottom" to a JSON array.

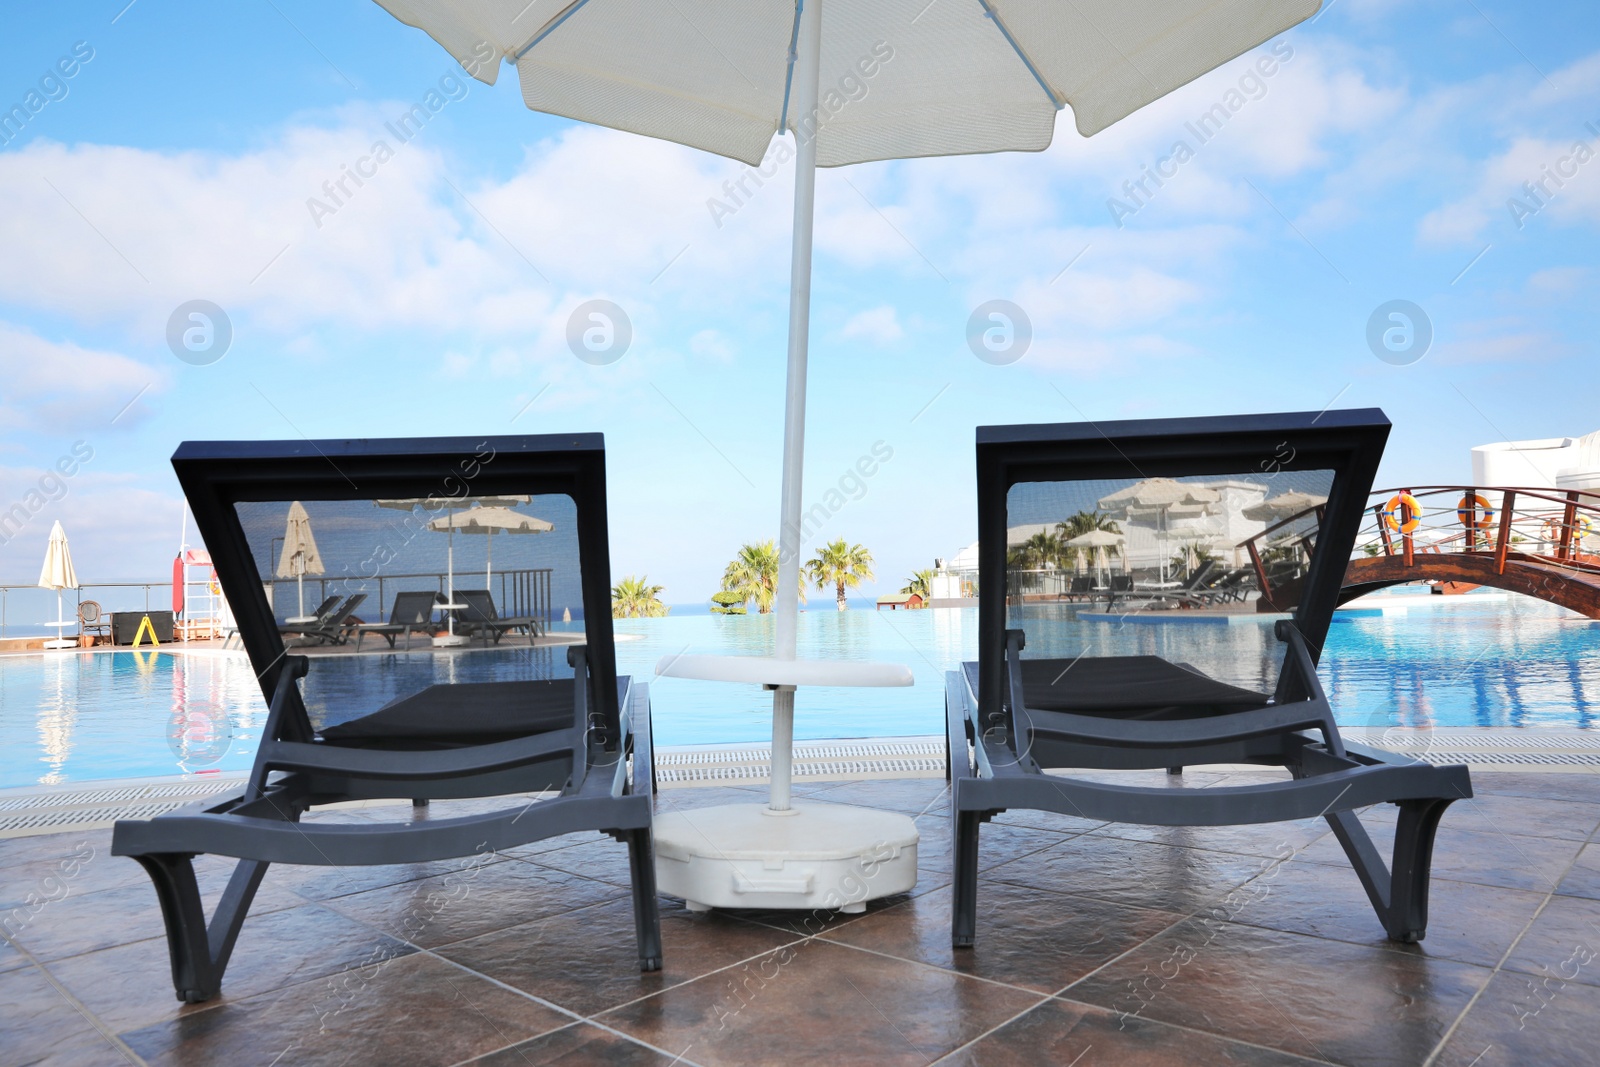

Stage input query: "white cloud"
[
  {"left": 689, "top": 328, "right": 735, "bottom": 362},
  {"left": 0, "top": 321, "right": 165, "bottom": 431},
  {"left": 839, "top": 305, "right": 903, "bottom": 345}
]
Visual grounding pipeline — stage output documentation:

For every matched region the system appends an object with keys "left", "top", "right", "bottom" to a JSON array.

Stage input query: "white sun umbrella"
[
  {"left": 375, "top": 495, "right": 531, "bottom": 642},
  {"left": 372, "top": 0, "right": 1321, "bottom": 908},
  {"left": 427, "top": 506, "right": 553, "bottom": 592},
  {"left": 1242, "top": 490, "right": 1328, "bottom": 523},
  {"left": 37, "top": 520, "right": 79, "bottom": 650},
  {"left": 275, "top": 501, "right": 325, "bottom": 622},
  {"left": 1099, "top": 479, "right": 1220, "bottom": 581}
]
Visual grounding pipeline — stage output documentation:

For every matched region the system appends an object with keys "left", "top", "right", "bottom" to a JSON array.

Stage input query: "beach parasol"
[
  {"left": 371, "top": 0, "right": 1323, "bottom": 911},
  {"left": 1099, "top": 478, "right": 1219, "bottom": 580},
  {"left": 377, "top": 495, "right": 531, "bottom": 643},
  {"left": 37, "top": 520, "right": 79, "bottom": 650},
  {"left": 1065, "top": 528, "right": 1122, "bottom": 587},
  {"left": 274, "top": 501, "right": 325, "bottom": 622},
  {"left": 427, "top": 506, "right": 552, "bottom": 590},
  {"left": 1243, "top": 490, "right": 1328, "bottom": 523}
]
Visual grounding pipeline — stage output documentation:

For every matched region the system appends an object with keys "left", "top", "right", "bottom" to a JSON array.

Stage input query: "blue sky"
[{"left": 1, "top": 0, "right": 1597, "bottom": 608}]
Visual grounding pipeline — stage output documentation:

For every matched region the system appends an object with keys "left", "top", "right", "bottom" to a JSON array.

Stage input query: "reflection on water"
[{"left": 1, "top": 595, "right": 1596, "bottom": 786}]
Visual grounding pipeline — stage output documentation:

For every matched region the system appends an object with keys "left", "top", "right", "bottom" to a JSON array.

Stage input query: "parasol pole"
[{"left": 768, "top": 0, "right": 822, "bottom": 815}]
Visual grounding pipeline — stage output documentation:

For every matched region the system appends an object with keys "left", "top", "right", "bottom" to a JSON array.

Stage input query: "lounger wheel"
[{"left": 1166, "top": 766, "right": 1182, "bottom": 775}]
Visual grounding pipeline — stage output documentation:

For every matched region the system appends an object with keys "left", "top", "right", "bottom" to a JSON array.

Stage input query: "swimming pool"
[{"left": 2, "top": 597, "right": 1596, "bottom": 788}]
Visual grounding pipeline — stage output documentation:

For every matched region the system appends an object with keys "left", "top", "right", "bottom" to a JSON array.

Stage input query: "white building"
[{"left": 1471, "top": 429, "right": 1600, "bottom": 493}]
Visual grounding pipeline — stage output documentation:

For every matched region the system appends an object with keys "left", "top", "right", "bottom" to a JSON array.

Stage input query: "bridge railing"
[{"left": 1356, "top": 485, "right": 1600, "bottom": 579}]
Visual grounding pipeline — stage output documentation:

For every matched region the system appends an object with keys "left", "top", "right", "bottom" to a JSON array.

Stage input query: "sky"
[{"left": 1, "top": 0, "right": 1597, "bottom": 610}]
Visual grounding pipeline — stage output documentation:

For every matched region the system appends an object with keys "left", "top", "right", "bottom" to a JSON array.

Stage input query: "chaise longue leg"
[
  {"left": 133, "top": 855, "right": 270, "bottom": 1003},
  {"left": 952, "top": 808, "right": 981, "bottom": 948},
  {"left": 1385, "top": 798, "right": 1453, "bottom": 943},
  {"left": 625, "top": 827, "right": 663, "bottom": 971}
]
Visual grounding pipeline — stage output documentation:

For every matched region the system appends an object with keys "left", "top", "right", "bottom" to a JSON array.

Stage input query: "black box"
[{"left": 111, "top": 610, "right": 174, "bottom": 645}]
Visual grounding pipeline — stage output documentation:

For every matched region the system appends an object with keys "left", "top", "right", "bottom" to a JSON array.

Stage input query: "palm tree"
[
  {"left": 721, "top": 540, "right": 804, "bottom": 614},
  {"left": 1055, "top": 510, "right": 1121, "bottom": 566},
  {"left": 611, "top": 575, "right": 668, "bottom": 618},
  {"left": 805, "top": 539, "right": 874, "bottom": 610},
  {"left": 1009, "top": 530, "right": 1064, "bottom": 570},
  {"left": 901, "top": 568, "right": 934, "bottom": 599}
]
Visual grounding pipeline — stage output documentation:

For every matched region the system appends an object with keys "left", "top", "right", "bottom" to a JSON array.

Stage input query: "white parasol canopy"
[
  {"left": 1243, "top": 490, "right": 1328, "bottom": 523},
  {"left": 1065, "top": 528, "right": 1122, "bottom": 586},
  {"left": 375, "top": 495, "right": 533, "bottom": 640},
  {"left": 1100, "top": 478, "right": 1219, "bottom": 581},
  {"left": 37, "top": 520, "right": 79, "bottom": 649},
  {"left": 370, "top": 0, "right": 1324, "bottom": 899},
  {"left": 427, "top": 506, "right": 552, "bottom": 589},
  {"left": 275, "top": 501, "right": 325, "bottom": 619}
]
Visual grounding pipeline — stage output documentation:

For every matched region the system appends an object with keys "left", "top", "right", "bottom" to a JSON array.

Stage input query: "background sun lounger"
[
  {"left": 354, "top": 589, "right": 442, "bottom": 650},
  {"left": 277, "top": 592, "right": 366, "bottom": 646},
  {"left": 453, "top": 588, "right": 541, "bottom": 645}
]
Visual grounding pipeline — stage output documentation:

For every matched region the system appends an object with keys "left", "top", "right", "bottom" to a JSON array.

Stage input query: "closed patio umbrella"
[
  {"left": 38, "top": 520, "right": 79, "bottom": 650},
  {"left": 275, "top": 501, "right": 324, "bottom": 622}
]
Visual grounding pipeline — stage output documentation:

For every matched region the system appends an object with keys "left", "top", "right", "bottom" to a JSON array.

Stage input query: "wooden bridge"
[{"left": 1239, "top": 485, "right": 1600, "bottom": 619}]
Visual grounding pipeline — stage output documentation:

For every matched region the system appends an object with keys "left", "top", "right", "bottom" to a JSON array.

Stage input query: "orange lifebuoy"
[
  {"left": 1456, "top": 493, "right": 1494, "bottom": 530},
  {"left": 1383, "top": 493, "right": 1424, "bottom": 534}
]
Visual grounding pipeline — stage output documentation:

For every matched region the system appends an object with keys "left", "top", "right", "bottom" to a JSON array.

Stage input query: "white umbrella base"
[
  {"left": 43, "top": 639, "right": 78, "bottom": 650},
  {"left": 431, "top": 634, "right": 471, "bottom": 648},
  {"left": 653, "top": 802, "right": 918, "bottom": 913}
]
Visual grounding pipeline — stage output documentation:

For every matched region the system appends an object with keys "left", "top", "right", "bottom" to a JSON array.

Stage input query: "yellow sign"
[{"left": 131, "top": 615, "right": 160, "bottom": 648}]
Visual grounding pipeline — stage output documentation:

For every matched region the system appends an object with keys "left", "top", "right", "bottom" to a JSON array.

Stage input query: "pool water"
[{"left": 2, "top": 598, "right": 1596, "bottom": 788}]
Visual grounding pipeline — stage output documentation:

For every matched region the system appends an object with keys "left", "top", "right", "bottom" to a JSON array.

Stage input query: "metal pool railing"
[{"left": 0, "top": 569, "right": 554, "bottom": 636}]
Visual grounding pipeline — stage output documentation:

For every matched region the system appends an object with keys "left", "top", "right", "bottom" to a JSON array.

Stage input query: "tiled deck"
[{"left": 3, "top": 771, "right": 1599, "bottom": 1066}]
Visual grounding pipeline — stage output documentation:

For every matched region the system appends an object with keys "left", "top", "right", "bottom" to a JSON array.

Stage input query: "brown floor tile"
[
  {"left": 48, "top": 901, "right": 416, "bottom": 1032},
  {"left": 598, "top": 939, "right": 1042, "bottom": 1067},
  {"left": 822, "top": 880, "right": 1184, "bottom": 994},
  {"left": 1230, "top": 858, "right": 1548, "bottom": 970},
  {"left": 984, "top": 833, "right": 1282, "bottom": 914},
  {"left": 524, "top": 834, "right": 640, "bottom": 887},
  {"left": 940, "top": 995, "right": 1330, "bottom": 1066},
  {"left": 274, "top": 852, "right": 520, "bottom": 901},
  {"left": 1088, "top": 817, "right": 1331, "bottom": 860},
  {"left": 8, "top": 862, "right": 304, "bottom": 966},
  {"left": 0, "top": 833, "right": 146, "bottom": 908},
  {"left": 323, "top": 855, "right": 625, "bottom": 948},
  {"left": 787, "top": 778, "right": 951, "bottom": 817},
  {"left": 0, "top": 938, "right": 29, "bottom": 974},
  {"left": 1431, "top": 968, "right": 1600, "bottom": 1067},
  {"left": 437, "top": 896, "right": 800, "bottom": 1017},
  {"left": 1067, "top": 918, "right": 1491, "bottom": 1067},
  {"left": 1469, "top": 771, "right": 1600, "bottom": 806},
  {"left": 988, "top": 807, "right": 1107, "bottom": 835},
  {"left": 1554, "top": 841, "right": 1600, "bottom": 901},
  {"left": 1502, "top": 894, "right": 1600, "bottom": 989},
  {"left": 1295, "top": 819, "right": 1584, "bottom": 894},
  {"left": 471, "top": 1022, "right": 692, "bottom": 1066},
  {"left": 0, "top": 964, "right": 127, "bottom": 1067},
  {"left": 1381, "top": 792, "right": 1600, "bottom": 843},
  {"left": 652, "top": 786, "right": 770, "bottom": 815},
  {"left": 917, "top": 821, "right": 1089, "bottom": 878},
  {"left": 117, "top": 951, "right": 572, "bottom": 1067}
]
